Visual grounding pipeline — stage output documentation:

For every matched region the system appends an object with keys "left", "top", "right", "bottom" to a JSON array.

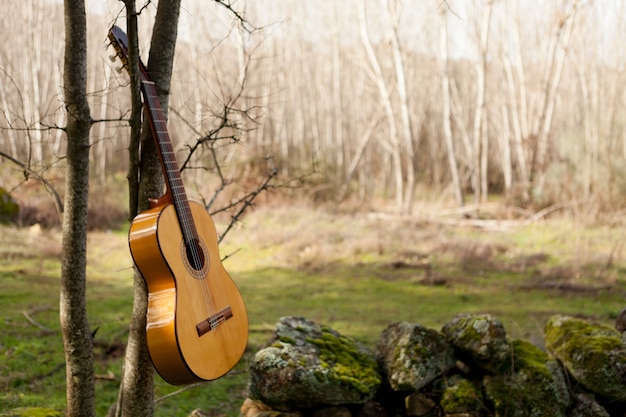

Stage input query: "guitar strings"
[{"left": 144, "top": 85, "right": 218, "bottom": 325}]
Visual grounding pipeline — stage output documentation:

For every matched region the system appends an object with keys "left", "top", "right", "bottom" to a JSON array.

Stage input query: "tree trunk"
[
  {"left": 472, "top": 0, "right": 493, "bottom": 203},
  {"left": 439, "top": 5, "right": 464, "bottom": 207},
  {"left": 387, "top": 0, "right": 416, "bottom": 214},
  {"left": 531, "top": 1, "right": 578, "bottom": 195},
  {"left": 60, "top": 0, "right": 94, "bottom": 416},
  {"left": 499, "top": 105, "right": 513, "bottom": 192},
  {"left": 500, "top": 1, "right": 530, "bottom": 200},
  {"left": 114, "top": 1, "right": 182, "bottom": 416},
  {"left": 358, "top": 1, "right": 403, "bottom": 212},
  {"left": 331, "top": 2, "right": 345, "bottom": 178},
  {"left": 0, "top": 53, "right": 18, "bottom": 157}
]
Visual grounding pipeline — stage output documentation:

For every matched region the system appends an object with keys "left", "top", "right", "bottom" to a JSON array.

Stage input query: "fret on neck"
[{"left": 139, "top": 80, "right": 198, "bottom": 242}]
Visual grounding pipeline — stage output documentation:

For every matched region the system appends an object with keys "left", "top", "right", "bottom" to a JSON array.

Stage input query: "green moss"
[
  {"left": 279, "top": 336, "right": 296, "bottom": 345},
  {"left": 510, "top": 339, "right": 551, "bottom": 378},
  {"left": 544, "top": 315, "right": 626, "bottom": 400},
  {"left": 410, "top": 341, "right": 429, "bottom": 358},
  {"left": 306, "top": 327, "right": 380, "bottom": 395},
  {"left": 454, "top": 315, "right": 488, "bottom": 344},
  {"left": 483, "top": 339, "right": 570, "bottom": 417},
  {"left": 440, "top": 376, "right": 484, "bottom": 414},
  {"left": 545, "top": 316, "right": 622, "bottom": 357},
  {"left": 0, "top": 408, "right": 63, "bottom": 417}
]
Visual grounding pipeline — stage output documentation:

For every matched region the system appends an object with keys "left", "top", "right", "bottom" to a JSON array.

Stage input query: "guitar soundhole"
[
  {"left": 181, "top": 239, "right": 209, "bottom": 279},
  {"left": 186, "top": 239, "right": 205, "bottom": 270}
]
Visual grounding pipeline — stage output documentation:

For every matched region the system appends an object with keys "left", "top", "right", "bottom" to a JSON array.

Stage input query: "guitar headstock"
[
  {"left": 108, "top": 25, "right": 130, "bottom": 74},
  {"left": 108, "top": 25, "right": 150, "bottom": 81}
]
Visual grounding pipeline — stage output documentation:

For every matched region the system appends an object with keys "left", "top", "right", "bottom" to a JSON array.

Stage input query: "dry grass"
[{"left": 223, "top": 202, "right": 626, "bottom": 289}]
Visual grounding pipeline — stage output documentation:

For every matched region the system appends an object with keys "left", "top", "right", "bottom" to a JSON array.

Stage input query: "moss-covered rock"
[
  {"left": 376, "top": 321, "right": 456, "bottom": 392},
  {"left": 569, "top": 394, "right": 610, "bottom": 417},
  {"left": 544, "top": 315, "right": 626, "bottom": 401},
  {"left": 0, "top": 187, "right": 19, "bottom": 224},
  {"left": 0, "top": 408, "right": 63, "bottom": 417},
  {"left": 441, "top": 313, "right": 511, "bottom": 374},
  {"left": 248, "top": 316, "right": 381, "bottom": 410},
  {"left": 439, "top": 375, "right": 485, "bottom": 416},
  {"left": 483, "top": 339, "right": 570, "bottom": 417}
]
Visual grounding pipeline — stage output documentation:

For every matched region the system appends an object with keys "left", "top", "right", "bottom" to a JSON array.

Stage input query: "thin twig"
[
  {"left": 210, "top": 0, "right": 253, "bottom": 33},
  {"left": 22, "top": 309, "right": 53, "bottom": 334},
  {"left": 216, "top": 167, "right": 278, "bottom": 243},
  {"left": 153, "top": 370, "right": 246, "bottom": 404},
  {"left": 221, "top": 247, "right": 241, "bottom": 263},
  {"left": 154, "top": 382, "right": 206, "bottom": 404},
  {"left": 35, "top": 362, "right": 65, "bottom": 381},
  {"left": 0, "top": 150, "right": 64, "bottom": 219},
  {"left": 95, "top": 371, "right": 117, "bottom": 381}
]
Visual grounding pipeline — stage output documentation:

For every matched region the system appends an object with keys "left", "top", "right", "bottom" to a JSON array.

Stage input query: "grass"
[{"left": 1, "top": 203, "right": 626, "bottom": 416}]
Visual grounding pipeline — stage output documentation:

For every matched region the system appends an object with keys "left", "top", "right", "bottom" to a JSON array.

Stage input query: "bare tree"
[
  {"left": 358, "top": 1, "right": 404, "bottom": 212},
  {"left": 60, "top": 0, "right": 94, "bottom": 416},
  {"left": 439, "top": 4, "right": 464, "bottom": 207},
  {"left": 530, "top": 0, "right": 579, "bottom": 196},
  {"left": 386, "top": 0, "right": 416, "bottom": 213},
  {"left": 500, "top": 3, "right": 530, "bottom": 199},
  {"left": 472, "top": 0, "right": 493, "bottom": 202}
]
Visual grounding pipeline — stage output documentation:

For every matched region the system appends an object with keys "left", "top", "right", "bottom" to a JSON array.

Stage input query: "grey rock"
[
  {"left": 569, "top": 394, "right": 610, "bottom": 417},
  {"left": 544, "top": 315, "right": 626, "bottom": 401},
  {"left": 441, "top": 313, "right": 511, "bottom": 374},
  {"left": 376, "top": 321, "right": 456, "bottom": 391},
  {"left": 482, "top": 339, "right": 570, "bottom": 417},
  {"left": 248, "top": 317, "right": 381, "bottom": 410}
]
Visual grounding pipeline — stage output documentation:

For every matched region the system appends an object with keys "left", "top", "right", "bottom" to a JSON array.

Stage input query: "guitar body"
[
  {"left": 109, "top": 25, "right": 248, "bottom": 385},
  {"left": 129, "top": 201, "right": 248, "bottom": 385}
]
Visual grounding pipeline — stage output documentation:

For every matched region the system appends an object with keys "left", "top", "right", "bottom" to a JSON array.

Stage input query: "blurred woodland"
[{"left": 2, "top": 0, "right": 626, "bottom": 217}]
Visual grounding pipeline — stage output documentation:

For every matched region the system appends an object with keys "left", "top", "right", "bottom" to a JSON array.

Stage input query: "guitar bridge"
[{"left": 196, "top": 306, "right": 233, "bottom": 337}]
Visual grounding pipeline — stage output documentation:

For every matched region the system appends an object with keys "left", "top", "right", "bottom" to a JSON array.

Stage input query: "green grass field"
[{"left": 2, "top": 204, "right": 626, "bottom": 416}]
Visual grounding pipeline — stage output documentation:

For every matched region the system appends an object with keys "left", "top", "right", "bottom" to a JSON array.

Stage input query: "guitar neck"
[{"left": 140, "top": 79, "right": 198, "bottom": 242}]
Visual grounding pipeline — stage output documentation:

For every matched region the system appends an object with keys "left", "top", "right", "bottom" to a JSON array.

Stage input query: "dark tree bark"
[
  {"left": 60, "top": 0, "right": 94, "bottom": 416},
  {"left": 111, "top": 4, "right": 157, "bottom": 417}
]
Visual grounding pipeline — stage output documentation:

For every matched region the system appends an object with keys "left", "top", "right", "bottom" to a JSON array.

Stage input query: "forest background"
[{"left": 3, "top": 0, "right": 626, "bottom": 216}]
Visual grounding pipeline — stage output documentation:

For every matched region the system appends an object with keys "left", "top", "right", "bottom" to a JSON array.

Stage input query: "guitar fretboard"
[{"left": 140, "top": 80, "right": 198, "bottom": 243}]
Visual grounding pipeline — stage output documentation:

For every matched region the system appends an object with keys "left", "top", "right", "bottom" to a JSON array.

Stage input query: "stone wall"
[{"left": 242, "top": 314, "right": 626, "bottom": 417}]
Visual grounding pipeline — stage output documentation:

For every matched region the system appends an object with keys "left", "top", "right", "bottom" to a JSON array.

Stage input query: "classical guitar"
[{"left": 108, "top": 25, "right": 248, "bottom": 385}]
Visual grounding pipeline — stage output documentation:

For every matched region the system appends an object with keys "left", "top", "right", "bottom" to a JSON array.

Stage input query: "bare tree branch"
[
  {"left": 213, "top": 165, "right": 278, "bottom": 243},
  {"left": 0, "top": 149, "right": 64, "bottom": 219},
  {"left": 210, "top": 0, "right": 253, "bottom": 33}
]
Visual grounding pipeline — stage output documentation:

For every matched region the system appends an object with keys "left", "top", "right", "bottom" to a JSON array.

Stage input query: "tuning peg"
[
  {"left": 116, "top": 66, "right": 124, "bottom": 74},
  {"left": 109, "top": 54, "right": 118, "bottom": 62}
]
